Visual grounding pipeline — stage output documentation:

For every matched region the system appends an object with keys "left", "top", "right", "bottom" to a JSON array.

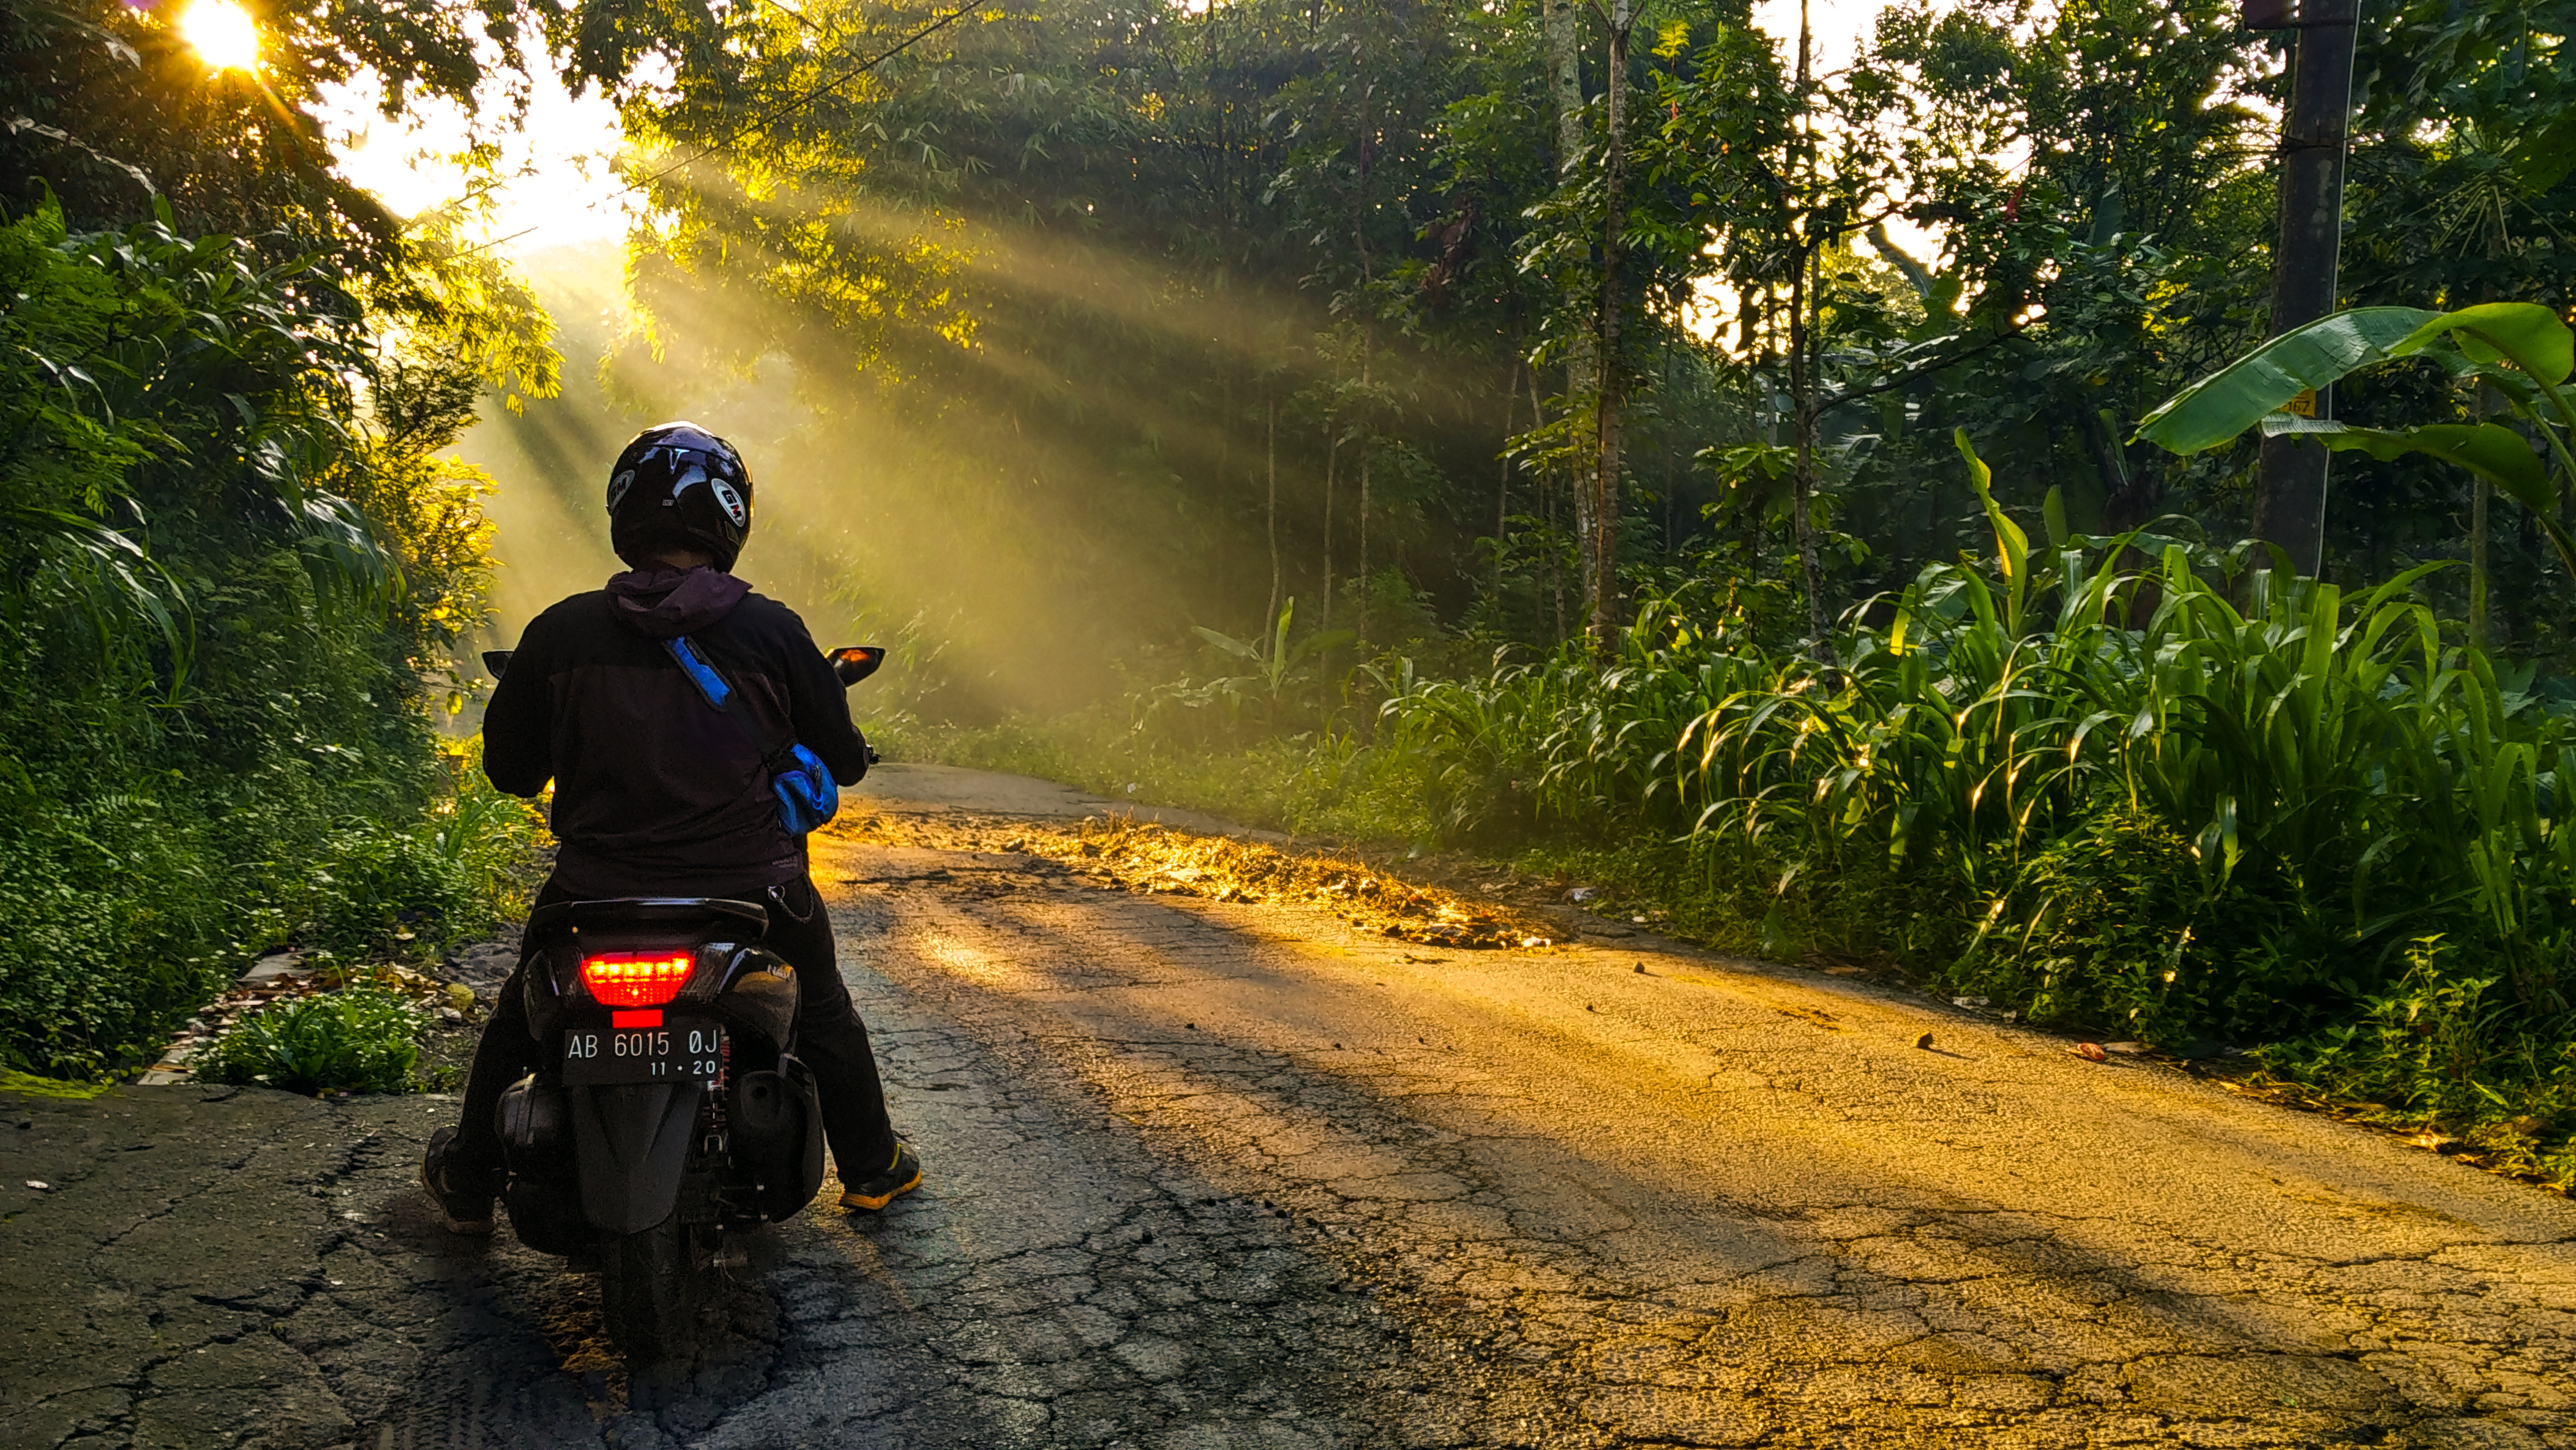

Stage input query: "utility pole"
[{"left": 2247, "top": 0, "right": 2359, "bottom": 577}]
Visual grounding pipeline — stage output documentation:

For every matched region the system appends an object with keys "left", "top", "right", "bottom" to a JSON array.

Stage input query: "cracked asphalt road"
[{"left": 7, "top": 763, "right": 2576, "bottom": 1449}]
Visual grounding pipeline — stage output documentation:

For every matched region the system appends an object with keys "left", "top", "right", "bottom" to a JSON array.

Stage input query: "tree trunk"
[
  {"left": 1537, "top": 366, "right": 1565, "bottom": 645},
  {"left": 1357, "top": 344, "right": 1372, "bottom": 644},
  {"left": 1790, "top": 246, "right": 1830, "bottom": 656},
  {"left": 1321, "top": 429, "right": 1338, "bottom": 634},
  {"left": 1588, "top": 0, "right": 1634, "bottom": 652},
  {"left": 1543, "top": 0, "right": 1599, "bottom": 640},
  {"left": 1786, "top": 0, "right": 1832, "bottom": 661},
  {"left": 1357, "top": 447, "right": 1372, "bottom": 644},
  {"left": 1744, "top": 316, "right": 1769, "bottom": 568},
  {"left": 1265, "top": 396, "right": 1281, "bottom": 646},
  {"left": 2473, "top": 377, "right": 2503, "bottom": 648},
  {"left": 1662, "top": 352, "right": 1677, "bottom": 554},
  {"left": 1525, "top": 366, "right": 1566, "bottom": 644},
  {"left": 1543, "top": 0, "right": 1583, "bottom": 170},
  {"left": 1497, "top": 357, "right": 1519, "bottom": 608},
  {"left": 2472, "top": 473, "right": 2491, "bottom": 650},
  {"left": 1352, "top": 7, "right": 1373, "bottom": 285}
]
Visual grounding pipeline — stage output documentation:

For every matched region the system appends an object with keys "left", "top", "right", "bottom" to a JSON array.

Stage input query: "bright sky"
[
  {"left": 1752, "top": 0, "right": 1948, "bottom": 265},
  {"left": 1752, "top": 0, "right": 1876, "bottom": 76},
  {"left": 323, "top": 1, "right": 1911, "bottom": 264},
  {"left": 323, "top": 70, "right": 631, "bottom": 250}
]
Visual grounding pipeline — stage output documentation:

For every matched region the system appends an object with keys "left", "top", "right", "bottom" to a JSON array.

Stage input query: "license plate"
[{"left": 561, "top": 1015, "right": 724, "bottom": 1085}]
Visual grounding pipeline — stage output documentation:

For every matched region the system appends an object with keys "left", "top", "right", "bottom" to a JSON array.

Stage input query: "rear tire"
[{"left": 599, "top": 1220, "right": 701, "bottom": 1365}]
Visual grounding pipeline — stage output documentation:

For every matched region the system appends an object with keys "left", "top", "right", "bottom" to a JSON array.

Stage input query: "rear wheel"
[{"left": 598, "top": 1220, "right": 702, "bottom": 1364}]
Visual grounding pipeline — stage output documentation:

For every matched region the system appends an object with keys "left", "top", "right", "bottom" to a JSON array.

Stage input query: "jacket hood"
[{"left": 605, "top": 566, "right": 752, "bottom": 639}]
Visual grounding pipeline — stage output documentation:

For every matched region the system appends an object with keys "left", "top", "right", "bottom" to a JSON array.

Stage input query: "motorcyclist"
[{"left": 419, "top": 422, "right": 921, "bottom": 1233}]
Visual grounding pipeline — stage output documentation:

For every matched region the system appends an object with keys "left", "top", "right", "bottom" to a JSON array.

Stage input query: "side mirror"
[
  {"left": 482, "top": 649, "right": 515, "bottom": 679},
  {"left": 828, "top": 645, "right": 885, "bottom": 686}
]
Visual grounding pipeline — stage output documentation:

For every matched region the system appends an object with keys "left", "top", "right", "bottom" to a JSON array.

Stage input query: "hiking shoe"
[
  {"left": 839, "top": 1141, "right": 923, "bottom": 1212},
  {"left": 419, "top": 1126, "right": 497, "bottom": 1235}
]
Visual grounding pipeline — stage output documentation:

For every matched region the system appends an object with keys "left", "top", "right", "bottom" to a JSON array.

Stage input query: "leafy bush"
[
  {"left": 0, "top": 201, "right": 544, "bottom": 1079},
  {"left": 1954, "top": 806, "right": 2219, "bottom": 1042},
  {"left": 1351, "top": 441, "right": 2576, "bottom": 1053},
  {"left": 2255, "top": 938, "right": 2576, "bottom": 1183},
  {"left": 195, "top": 988, "right": 425, "bottom": 1097},
  {"left": 0, "top": 789, "right": 231, "bottom": 1079},
  {"left": 0, "top": 752, "right": 540, "bottom": 1078},
  {"left": 303, "top": 749, "right": 542, "bottom": 950}
]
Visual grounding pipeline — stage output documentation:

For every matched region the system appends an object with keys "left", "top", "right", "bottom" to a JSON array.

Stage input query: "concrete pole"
[{"left": 2250, "top": 0, "right": 2360, "bottom": 577}]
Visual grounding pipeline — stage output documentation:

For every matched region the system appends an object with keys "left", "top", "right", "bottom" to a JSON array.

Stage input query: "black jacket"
[{"left": 482, "top": 566, "right": 870, "bottom": 896}]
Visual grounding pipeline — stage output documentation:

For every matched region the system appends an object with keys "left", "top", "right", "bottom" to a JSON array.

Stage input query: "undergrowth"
[
  {"left": 0, "top": 736, "right": 542, "bottom": 1080},
  {"left": 194, "top": 985, "right": 429, "bottom": 1097},
  {"left": 0, "top": 205, "right": 545, "bottom": 1081}
]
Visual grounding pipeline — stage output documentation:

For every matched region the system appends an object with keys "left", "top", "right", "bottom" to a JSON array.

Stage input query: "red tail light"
[{"left": 580, "top": 952, "right": 695, "bottom": 1007}]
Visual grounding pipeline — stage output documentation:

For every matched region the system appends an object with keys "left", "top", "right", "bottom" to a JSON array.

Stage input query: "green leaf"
[
  {"left": 2389, "top": 302, "right": 2574, "bottom": 386},
  {"left": 1955, "top": 429, "right": 2027, "bottom": 634},
  {"left": 1193, "top": 625, "right": 1263, "bottom": 661},
  {"left": 2278, "top": 421, "right": 2545, "bottom": 495},
  {"left": 2508, "top": 112, "right": 2576, "bottom": 195},
  {"left": 2041, "top": 486, "right": 2069, "bottom": 549},
  {"left": 2279, "top": 416, "right": 2576, "bottom": 592},
  {"left": 2136, "top": 309, "right": 2434, "bottom": 454}
]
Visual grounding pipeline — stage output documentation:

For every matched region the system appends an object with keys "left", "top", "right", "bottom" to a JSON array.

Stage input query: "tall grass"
[{"left": 1386, "top": 533, "right": 2576, "bottom": 1035}]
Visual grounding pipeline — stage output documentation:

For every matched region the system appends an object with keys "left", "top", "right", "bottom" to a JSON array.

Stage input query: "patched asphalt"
[{"left": 6, "top": 763, "right": 2574, "bottom": 1449}]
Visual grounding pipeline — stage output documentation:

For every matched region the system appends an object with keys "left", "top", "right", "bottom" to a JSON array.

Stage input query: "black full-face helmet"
[{"left": 606, "top": 423, "right": 754, "bottom": 571}]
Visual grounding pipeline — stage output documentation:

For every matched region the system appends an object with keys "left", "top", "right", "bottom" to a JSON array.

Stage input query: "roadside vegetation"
[
  {"left": 193, "top": 985, "right": 432, "bottom": 1097},
  {"left": 0, "top": 0, "right": 555, "bottom": 1083}
]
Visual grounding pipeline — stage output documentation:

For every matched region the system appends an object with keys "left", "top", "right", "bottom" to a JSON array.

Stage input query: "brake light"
[{"left": 580, "top": 952, "right": 695, "bottom": 1007}]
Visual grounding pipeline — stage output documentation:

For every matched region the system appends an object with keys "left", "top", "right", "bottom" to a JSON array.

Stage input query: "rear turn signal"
[{"left": 580, "top": 952, "right": 694, "bottom": 1007}]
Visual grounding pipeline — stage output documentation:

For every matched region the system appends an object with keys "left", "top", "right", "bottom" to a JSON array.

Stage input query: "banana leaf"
[
  {"left": 2268, "top": 418, "right": 2576, "bottom": 577},
  {"left": 1954, "top": 429, "right": 2027, "bottom": 635},
  {"left": 2138, "top": 304, "right": 2576, "bottom": 456},
  {"left": 2388, "top": 302, "right": 2573, "bottom": 386},
  {"left": 2135, "top": 309, "right": 2435, "bottom": 454}
]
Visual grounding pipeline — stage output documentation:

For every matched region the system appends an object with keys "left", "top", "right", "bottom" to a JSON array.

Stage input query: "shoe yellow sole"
[{"left": 839, "top": 1162, "right": 923, "bottom": 1212}]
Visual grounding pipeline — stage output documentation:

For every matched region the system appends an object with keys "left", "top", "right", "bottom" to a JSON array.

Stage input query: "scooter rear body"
[{"left": 493, "top": 896, "right": 826, "bottom": 1360}]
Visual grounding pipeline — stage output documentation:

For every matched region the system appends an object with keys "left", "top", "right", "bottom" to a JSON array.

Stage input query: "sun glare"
[{"left": 180, "top": 0, "right": 261, "bottom": 72}]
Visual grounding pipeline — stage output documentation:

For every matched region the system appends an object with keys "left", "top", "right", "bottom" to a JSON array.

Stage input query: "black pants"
[{"left": 452, "top": 874, "right": 899, "bottom": 1184}]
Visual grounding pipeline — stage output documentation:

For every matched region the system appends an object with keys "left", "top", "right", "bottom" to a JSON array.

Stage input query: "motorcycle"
[{"left": 474, "top": 642, "right": 885, "bottom": 1362}]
